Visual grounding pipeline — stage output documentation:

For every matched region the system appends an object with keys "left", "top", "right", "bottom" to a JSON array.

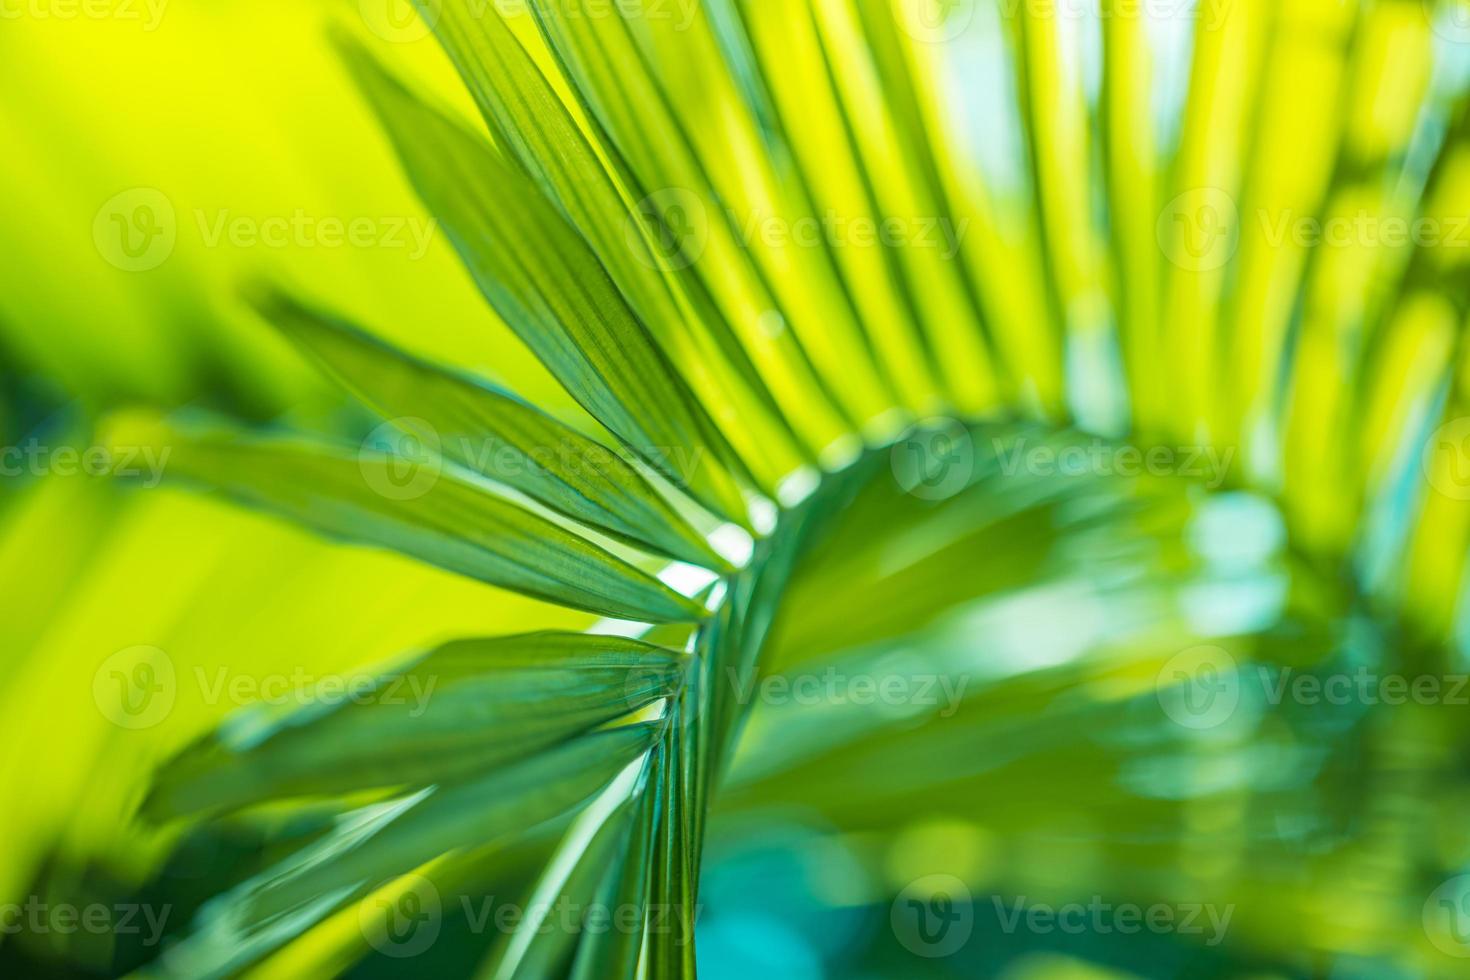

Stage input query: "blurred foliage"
[{"left": 6, "top": 1, "right": 1470, "bottom": 979}]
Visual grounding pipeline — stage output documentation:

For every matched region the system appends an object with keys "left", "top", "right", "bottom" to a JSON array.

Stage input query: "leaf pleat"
[
  {"left": 146, "top": 726, "right": 655, "bottom": 980},
  {"left": 337, "top": 33, "right": 754, "bottom": 526},
  {"left": 147, "top": 632, "right": 686, "bottom": 819},
  {"left": 258, "top": 289, "right": 731, "bottom": 570},
  {"left": 420, "top": 0, "right": 810, "bottom": 493},
  {"left": 155, "top": 424, "right": 706, "bottom": 623}
]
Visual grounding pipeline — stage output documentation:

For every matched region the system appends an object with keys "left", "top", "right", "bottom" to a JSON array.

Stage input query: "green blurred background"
[{"left": 9, "top": 1, "right": 1470, "bottom": 978}]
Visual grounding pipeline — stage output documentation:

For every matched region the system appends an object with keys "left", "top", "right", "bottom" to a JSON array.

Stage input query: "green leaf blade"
[
  {"left": 257, "top": 289, "right": 732, "bottom": 571},
  {"left": 147, "top": 632, "right": 687, "bottom": 819},
  {"left": 147, "top": 421, "right": 706, "bottom": 623},
  {"left": 334, "top": 32, "right": 754, "bottom": 528}
]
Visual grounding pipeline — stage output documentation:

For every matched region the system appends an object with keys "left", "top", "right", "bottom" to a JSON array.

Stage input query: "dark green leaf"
[
  {"left": 335, "top": 32, "right": 754, "bottom": 528},
  {"left": 152, "top": 422, "right": 706, "bottom": 622},
  {"left": 147, "top": 632, "right": 686, "bottom": 819},
  {"left": 256, "top": 289, "right": 731, "bottom": 570}
]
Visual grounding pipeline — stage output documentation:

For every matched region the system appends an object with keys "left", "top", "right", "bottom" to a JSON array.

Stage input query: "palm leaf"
[
  {"left": 338, "top": 31, "right": 754, "bottom": 525},
  {"left": 146, "top": 632, "right": 685, "bottom": 819},
  {"left": 92, "top": 2, "right": 1470, "bottom": 978},
  {"left": 140, "top": 420, "right": 704, "bottom": 623},
  {"left": 256, "top": 288, "right": 732, "bottom": 570}
]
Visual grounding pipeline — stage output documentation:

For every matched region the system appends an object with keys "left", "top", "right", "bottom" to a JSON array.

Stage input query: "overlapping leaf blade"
[
  {"left": 147, "top": 632, "right": 686, "bottom": 819},
  {"left": 258, "top": 289, "right": 731, "bottom": 570},
  {"left": 567, "top": 759, "right": 657, "bottom": 980},
  {"left": 521, "top": 0, "right": 861, "bottom": 464},
  {"left": 145, "top": 726, "right": 657, "bottom": 979},
  {"left": 335, "top": 32, "right": 754, "bottom": 527},
  {"left": 418, "top": 0, "right": 810, "bottom": 494},
  {"left": 479, "top": 791, "right": 639, "bottom": 979},
  {"left": 646, "top": 699, "right": 697, "bottom": 978},
  {"left": 147, "top": 423, "right": 705, "bottom": 622}
]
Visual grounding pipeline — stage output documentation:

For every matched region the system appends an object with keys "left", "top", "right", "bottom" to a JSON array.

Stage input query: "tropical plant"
[{"left": 12, "top": 0, "right": 1470, "bottom": 977}]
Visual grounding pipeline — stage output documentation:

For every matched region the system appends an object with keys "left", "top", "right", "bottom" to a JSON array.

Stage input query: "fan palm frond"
[{"left": 104, "top": 1, "right": 1470, "bottom": 976}]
